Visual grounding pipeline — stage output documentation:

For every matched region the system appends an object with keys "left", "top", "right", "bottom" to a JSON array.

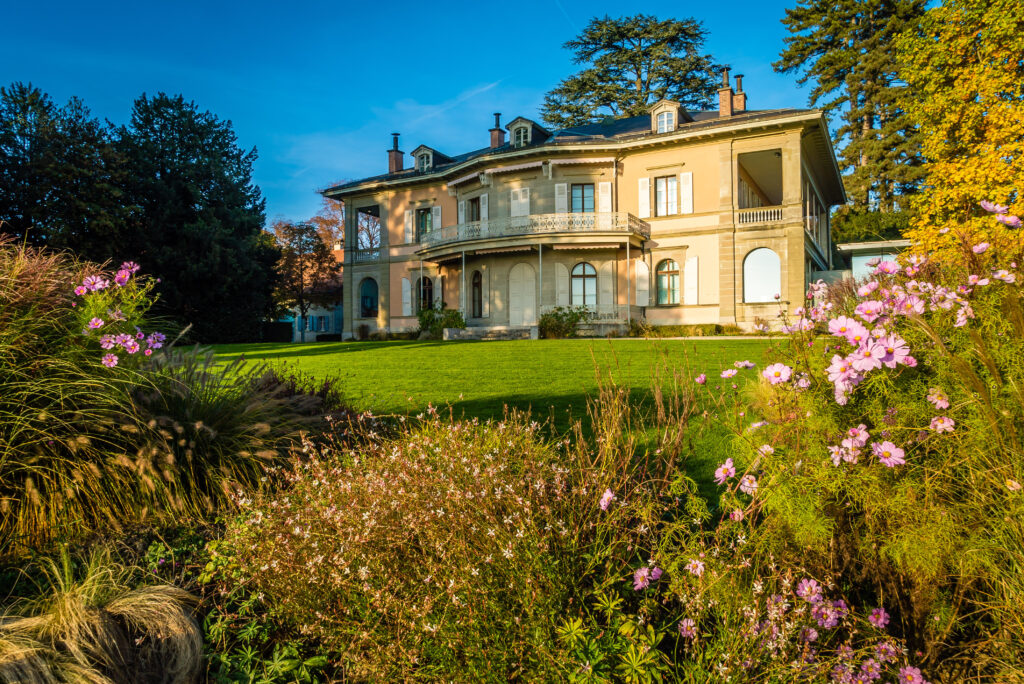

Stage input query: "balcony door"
[{"left": 508, "top": 262, "right": 536, "bottom": 327}]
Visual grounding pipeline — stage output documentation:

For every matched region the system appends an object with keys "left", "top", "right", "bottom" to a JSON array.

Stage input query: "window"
[
  {"left": 656, "top": 259, "right": 680, "bottom": 305},
  {"left": 655, "top": 176, "right": 678, "bottom": 217},
  {"left": 359, "top": 278, "right": 378, "bottom": 318},
  {"left": 417, "top": 153, "right": 431, "bottom": 172},
  {"left": 467, "top": 196, "right": 481, "bottom": 222},
  {"left": 417, "top": 277, "right": 434, "bottom": 311},
  {"left": 571, "top": 184, "right": 595, "bottom": 213},
  {"left": 415, "top": 208, "right": 432, "bottom": 240},
  {"left": 743, "top": 248, "right": 781, "bottom": 303},
  {"left": 356, "top": 206, "right": 381, "bottom": 250},
  {"left": 571, "top": 262, "right": 597, "bottom": 309},
  {"left": 512, "top": 127, "right": 528, "bottom": 147},
  {"left": 656, "top": 111, "right": 674, "bottom": 133},
  {"left": 472, "top": 270, "right": 482, "bottom": 318}
]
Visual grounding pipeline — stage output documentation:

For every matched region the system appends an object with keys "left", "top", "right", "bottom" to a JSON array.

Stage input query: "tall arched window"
[
  {"left": 471, "top": 270, "right": 482, "bottom": 318},
  {"left": 417, "top": 277, "right": 433, "bottom": 311},
  {"left": 656, "top": 259, "right": 680, "bottom": 305},
  {"left": 743, "top": 248, "right": 781, "bottom": 303},
  {"left": 571, "top": 262, "right": 597, "bottom": 309},
  {"left": 359, "top": 278, "right": 378, "bottom": 318}
]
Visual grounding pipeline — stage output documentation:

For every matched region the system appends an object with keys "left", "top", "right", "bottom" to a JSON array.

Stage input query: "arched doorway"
[{"left": 508, "top": 262, "right": 536, "bottom": 326}]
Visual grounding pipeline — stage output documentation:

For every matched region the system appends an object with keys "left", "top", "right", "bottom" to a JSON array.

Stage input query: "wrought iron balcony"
[{"left": 418, "top": 212, "right": 651, "bottom": 250}]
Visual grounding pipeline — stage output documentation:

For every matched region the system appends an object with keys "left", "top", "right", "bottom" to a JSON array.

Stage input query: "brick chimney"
[
  {"left": 489, "top": 112, "right": 505, "bottom": 148},
  {"left": 387, "top": 132, "right": 403, "bottom": 174},
  {"left": 718, "top": 68, "right": 733, "bottom": 118},
  {"left": 732, "top": 74, "right": 747, "bottom": 113}
]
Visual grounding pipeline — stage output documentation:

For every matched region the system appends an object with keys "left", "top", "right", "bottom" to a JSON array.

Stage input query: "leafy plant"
[
  {"left": 417, "top": 305, "right": 466, "bottom": 338},
  {"left": 539, "top": 305, "right": 592, "bottom": 338}
]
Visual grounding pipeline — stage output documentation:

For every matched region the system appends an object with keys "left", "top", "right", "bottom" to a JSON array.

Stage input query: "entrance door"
[{"left": 508, "top": 262, "right": 536, "bottom": 327}]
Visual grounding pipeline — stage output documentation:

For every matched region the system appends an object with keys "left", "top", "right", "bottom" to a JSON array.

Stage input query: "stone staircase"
[{"left": 443, "top": 326, "right": 538, "bottom": 341}]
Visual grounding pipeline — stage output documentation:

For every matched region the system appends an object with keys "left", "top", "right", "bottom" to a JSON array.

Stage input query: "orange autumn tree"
[{"left": 895, "top": 0, "right": 1024, "bottom": 258}]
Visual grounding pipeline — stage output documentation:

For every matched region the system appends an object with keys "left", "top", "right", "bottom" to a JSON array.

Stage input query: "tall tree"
[
  {"left": 273, "top": 221, "right": 341, "bottom": 342},
  {"left": 0, "top": 83, "right": 129, "bottom": 255},
  {"left": 118, "top": 93, "right": 278, "bottom": 343},
  {"left": 541, "top": 14, "right": 724, "bottom": 130},
  {"left": 896, "top": 0, "right": 1024, "bottom": 256},
  {"left": 774, "top": 0, "right": 926, "bottom": 212}
]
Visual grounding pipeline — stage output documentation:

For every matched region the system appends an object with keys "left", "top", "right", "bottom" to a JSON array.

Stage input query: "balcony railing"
[
  {"left": 352, "top": 248, "right": 380, "bottom": 263},
  {"left": 419, "top": 212, "right": 651, "bottom": 249},
  {"left": 737, "top": 206, "right": 784, "bottom": 225}
]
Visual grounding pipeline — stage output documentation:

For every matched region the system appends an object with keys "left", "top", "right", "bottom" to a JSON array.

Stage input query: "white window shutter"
[
  {"left": 599, "top": 262, "right": 615, "bottom": 314},
  {"left": 680, "top": 172, "right": 693, "bottom": 214},
  {"left": 555, "top": 262, "right": 570, "bottom": 307},
  {"left": 404, "top": 209, "right": 414, "bottom": 243},
  {"left": 598, "top": 182, "right": 612, "bottom": 213},
  {"left": 431, "top": 205, "right": 441, "bottom": 229},
  {"left": 638, "top": 177, "right": 650, "bottom": 218},
  {"left": 401, "top": 277, "right": 412, "bottom": 316},
  {"left": 684, "top": 256, "right": 699, "bottom": 305},
  {"left": 458, "top": 200, "right": 465, "bottom": 224},
  {"left": 481, "top": 265, "right": 490, "bottom": 317},
  {"left": 554, "top": 183, "right": 568, "bottom": 213},
  {"left": 636, "top": 260, "right": 650, "bottom": 307},
  {"left": 667, "top": 176, "right": 678, "bottom": 215},
  {"left": 522, "top": 187, "right": 530, "bottom": 216},
  {"left": 510, "top": 189, "right": 518, "bottom": 217}
]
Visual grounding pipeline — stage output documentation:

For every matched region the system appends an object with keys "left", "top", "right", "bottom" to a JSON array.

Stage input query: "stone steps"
[{"left": 443, "top": 327, "right": 537, "bottom": 341}]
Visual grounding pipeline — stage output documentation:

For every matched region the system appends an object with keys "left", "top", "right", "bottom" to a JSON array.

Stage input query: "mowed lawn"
[{"left": 213, "top": 338, "right": 774, "bottom": 431}]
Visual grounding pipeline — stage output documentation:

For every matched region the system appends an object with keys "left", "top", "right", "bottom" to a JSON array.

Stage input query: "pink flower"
[
  {"left": 694, "top": 373, "right": 707, "bottom": 385},
  {"left": 599, "top": 488, "right": 616, "bottom": 511},
  {"left": 119, "top": 261, "right": 140, "bottom": 273},
  {"left": 854, "top": 300, "right": 884, "bottom": 323},
  {"left": 898, "top": 666, "right": 926, "bottom": 684},
  {"left": 113, "top": 269, "right": 131, "bottom": 286},
  {"left": 875, "top": 260, "right": 900, "bottom": 275},
  {"left": 866, "top": 257, "right": 882, "bottom": 267},
  {"left": 144, "top": 348, "right": 153, "bottom": 357},
  {"left": 828, "top": 316, "right": 858, "bottom": 339},
  {"left": 99, "top": 334, "right": 116, "bottom": 350},
  {"left": 714, "top": 458, "right": 736, "bottom": 485},
  {"left": 74, "top": 285, "right": 88, "bottom": 296},
  {"left": 146, "top": 332, "right": 166, "bottom": 349},
  {"left": 796, "top": 578, "right": 823, "bottom": 604},
  {"left": 927, "top": 387, "right": 950, "bottom": 410},
  {"left": 650, "top": 567, "right": 663, "bottom": 581},
  {"left": 968, "top": 274, "right": 990, "bottom": 286},
  {"left": 872, "top": 441, "right": 906, "bottom": 467},
  {"left": 857, "top": 281, "right": 879, "bottom": 297},
  {"left": 87, "top": 318, "right": 104, "bottom": 329},
  {"left": 843, "top": 424, "right": 870, "bottom": 448},
  {"left": 826, "top": 355, "right": 857, "bottom": 385},
  {"left": 996, "top": 214, "right": 1022, "bottom": 228},
  {"left": 875, "top": 641, "right": 899, "bottom": 663},
  {"left": 83, "top": 275, "right": 109, "bottom": 291},
  {"left": 930, "top": 416, "right": 955, "bottom": 433},
  {"left": 678, "top": 618, "right": 697, "bottom": 638},
  {"left": 757, "top": 444, "right": 774, "bottom": 457},
  {"left": 762, "top": 363, "right": 792, "bottom": 384},
  {"left": 869, "top": 607, "right": 890, "bottom": 628},
  {"left": 685, "top": 558, "right": 705, "bottom": 577},
  {"left": 633, "top": 567, "right": 652, "bottom": 590},
  {"left": 981, "top": 200, "right": 1009, "bottom": 214},
  {"left": 993, "top": 269, "right": 1016, "bottom": 283},
  {"left": 895, "top": 294, "right": 925, "bottom": 316},
  {"left": 721, "top": 369, "right": 738, "bottom": 379},
  {"left": 123, "top": 339, "right": 140, "bottom": 354},
  {"left": 972, "top": 242, "right": 990, "bottom": 254},
  {"left": 101, "top": 353, "right": 118, "bottom": 368},
  {"left": 739, "top": 474, "right": 758, "bottom": 495},
  {"left": 734, "top": 360, "right": 756, "bottom": 369},
  {"left": 851, "top": 342, "right": 885, "bottom": 372},
  {"left": 1007, "top": 479, "right": 1022, "bottom": 492},
  {"left": 878, "top": 334, "right": 911, "bottom": 368},
  {"left": 730, "top": 509, "right": 744, "bottom": 522}
]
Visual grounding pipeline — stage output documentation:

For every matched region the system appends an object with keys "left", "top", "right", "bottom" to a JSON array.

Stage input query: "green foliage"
[
  {"left": 416, "top": 305, "right": 466, "bottom": 338},
  {"left": 630, "top": 322, "right": 746, "bottom": 337},
  {"left": 830, "top": 207, "right": 911, "bottom": 243},
  {"left": 541, "top": 14, "right": 725, "bottom": 129},
  {"left": 272, "top": 221, "right": 341, "bottom": 338},
  {"left": 774, "top": 0, "right": 926, "bottom": 210},
  {"left": 538, "top": 305, "right": 592, "bottom": 338}
]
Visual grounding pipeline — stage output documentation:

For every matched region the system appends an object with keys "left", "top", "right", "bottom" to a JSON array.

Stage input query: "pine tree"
[
  {"left": 541, "top": 14, "right": 724, "bottom": 130},
  {"left": 774, "top": 0, "right": 926, "bottom": 212}
]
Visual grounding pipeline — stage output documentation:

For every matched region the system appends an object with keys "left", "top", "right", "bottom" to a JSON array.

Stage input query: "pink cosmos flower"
[
  {"left": 739, "top": 474, "right": 758, "bottom": 495},
  {"left": 826, "top": 355, "right": 857, "bottom": 385},
  {"left": 101, "top": 354, "right": 118, "bottom": 368},
  {"left": 633, "top": 567, "right": 652, "bottom": 590},
  {"left": 927, "top": 387, "right": 950, "bottom": 410},
  {"left": 119, "top": 261, "right": 140, "bottom": 273},
  {"left": 993, "top": 269, "right": 1016, "bottom": 283},
  {"left": 83, "top": 275, "right": 109, "bottom": 291},
  {"left": 857, "top": 281, "right": 880, "bottom": 297},
  {"left": 866, "top": 257, "right": 882, "bottom": 267},
  {"left": 845, "top": 322, "right": 870, "bottom": 347},
  {"left": 599, "top": 488, "right": 616, "bottom": 511},
  {"left": 875, "top": 641, "right": 899, "bottom": 663},
  {"left": 861, "top": 659, "right": 882, "bottom": 678},
  {"left": 930, "top": 416, "right": 955, "bottom": 433},
  {"left": 875, "top": 261, "right": 900, "bottom": 275},
  {"left": 147, "top": 332, "right": 166, "bottom": 349},
  {"left": 650, "top": 567, "right": 663, "bottom": 581},
  {"left": 878, "top": 334, "right": 911, "bottom": 368},
  {"left": 762, "top": 363, "right": 792, "bottom": 384},
  {"left": 721, "top": 369, "right": 738, "bottom": 379},
  {"left": 828, "top": 316, "right": 858, "bottom": 339},
  {"left": 844, "top": 424, "right": 869, "bottom": 448},
  {"left": 828, "top": 445, "right": 843, "bottom": 466},
  {"left": 678, "top": 618, "right": 697, "bottom": 638},
  {"left": 714, "top": 458, "right": 736, "bottom": 485},
  {"left": 74, "top": 285, "right": 88, "bottom": 296},
  {"left": 851, "top": 342, "right": 885, "bottom": 372},
  {"left": 801, "top": 627, "right": 818, "bottom": 642},
  {"left": 734, "top": 360, "right": 756, "bottom": 369},
  {"left": 854, "top": 300, "right": 884, "bottom": 323},
  {"left": 99, "top": 334, "right": 116, "bottom": 350},
  {"left": 972, "top": 242, "right": 990, "bottom": 254},
  {"left": 981, "top": 200, "right": 1009, "bottom": 214},
  {"left": 87, "top": 318, "right": 104, "bottom": 329},
  {"left": 898, "top": 666, "right": 926, "bottom": 684},
  {"left": 113, "top": 269, "right": 131, "bottom": 286},
  {"left": 123, "top": 339, "right": 140, "bottom": 354},
  {"left": 1007, "top": 479, "right": 1022, "bottom": 492},
  {"left": 730, "top": 509, "right": 744, "bottom": 522},
  {"left": 757, "top": 444, "right": 774, "bottom": 457},
  {"left": 694, "top": 373, "right": 707, "bottom": 385},
  {"left": 968, "top": 274, "right": 990, "bottom": 286},
  {"left": 872, "top": 441, "right": 906, "bottom": 467},
  {"left": 144, "top": 348, "right": 153, "bottom": 357},
  {"left": 869, "top": 607, "right": 890, "bottom": 628},
  {"left": 796, "top": 578, "right": 823, "bottom": 604},
  {"left": 996, "top": 214, "right": 1022, "bottom": 228},
  {"left": 685, "top": 558, "right": 705, "bottom": 577},
  {"left": 895, "top": 294, "right": 926, "bottom": 316}
]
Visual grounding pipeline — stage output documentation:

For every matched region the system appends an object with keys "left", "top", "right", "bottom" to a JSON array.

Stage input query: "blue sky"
[{"left": 2, "top": 0, "right": 809, "bottom": 224}]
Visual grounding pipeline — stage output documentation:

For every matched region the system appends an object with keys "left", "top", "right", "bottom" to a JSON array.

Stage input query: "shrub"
[
  {"left": 538, "top": 305, "right": 591, "bottom": 338},
  {"left": 417, "top": 305, "right": 466, "bottom": 338}
]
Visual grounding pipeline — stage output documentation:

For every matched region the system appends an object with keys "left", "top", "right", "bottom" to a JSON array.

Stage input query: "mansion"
[{"left": 318, "top": 70, "right": 845, "bottom": 339}]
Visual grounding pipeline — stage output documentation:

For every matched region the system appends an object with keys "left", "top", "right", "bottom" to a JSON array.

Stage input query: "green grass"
[{"left": 212, "top": 339, "right": 773, "bottom": 432}]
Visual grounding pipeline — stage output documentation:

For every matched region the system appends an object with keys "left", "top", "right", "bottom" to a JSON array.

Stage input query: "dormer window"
[
  {"left": 417, "top": 152, "right": 431, "bottom": 172},
  {"left": 512, "top": 126, "right": 529, "bottom": 148},
  {"left": 656, "top": 111, "right": 675, "bottom": 134}
]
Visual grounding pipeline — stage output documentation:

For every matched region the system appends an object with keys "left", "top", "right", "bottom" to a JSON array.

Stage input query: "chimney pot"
[
  {"left": 734, "top": 74, "right": 744, "bottom": 93},
  {"left": 721, "top": 68, "right": 731, "bottom": 88},
  {"left": 387, "top": 133, "right": 403, "bottom": 174},
  {"left": 391, "top": 132, "right": 400, "bottom": 150},
  {"left": 718, "top": 69, "right": 734, "bottom": 117},
  {"left": 494, "top": 112, "right": 501, "bottom": 128},
  {"left": 489, "top": 113, "right": 506, "bottom": 149}
]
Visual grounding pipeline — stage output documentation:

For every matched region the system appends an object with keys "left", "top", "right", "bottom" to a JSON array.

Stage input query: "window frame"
[
  {"left": 417, "top": 276, "right": 434, "bottom": 312},
  {"left": 656, "top": 111, "right": 674, "bottom": 134},
  {"left": 512, "top": 126, "right": 528, "bottom": 148},
  {"left": 415, "top": 207, "right": 433, "bottom": 240},
  {"left": 359, "top": 278, "right": 379, "bottom": 318},
  {"left": 416, "top": 152, "right": 431, "bottom": 172},
  {"left": 654, "top": 175, "right": 678, "bottom": 217},
  {"left": 655, "top": 259, "right": 680, "bottom": 305},
  {"left": 570, "top": 183, "right": 595, "bottom": 213},
  {"left": 471, "top": 270, "right": 483, "bottom": 318},
  {"left": 467, "top": 196, "right": 481, "bottom": 222},
  {"left": 570, "top": 262, "right": 598, "bottom": 309}
]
